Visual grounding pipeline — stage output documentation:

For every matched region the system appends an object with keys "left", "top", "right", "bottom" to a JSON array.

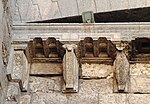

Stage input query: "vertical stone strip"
[
  {"left": 6, "top": 44, "right": 29, "bottom": 92},
  {"left": 62, "top": 44, "right": 79, "bottom": 93},
  {"left": 114, "top": 51, "right": 129, "bottom": 92}
]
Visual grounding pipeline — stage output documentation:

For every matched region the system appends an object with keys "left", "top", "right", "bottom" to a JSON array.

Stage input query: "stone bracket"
[
  {"left": 62, "top": 44, "right": 79, "bottom": 93},
  {"left": 113, "top": 51, "right": 130, "bottom": 92},
  {"left": 6, "top": 44, "right": 29, "bottom": 92},
  {"left": 80, "top": 37, "right": 117, "bottom": 64},
  {"left": 30, "top": 37, "right": 65, "bottom": 63}
]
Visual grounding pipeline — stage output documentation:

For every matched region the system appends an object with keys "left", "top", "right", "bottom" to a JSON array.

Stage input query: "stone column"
[{"left": 62, "top": 44, "right": 79, "bottom": 93}]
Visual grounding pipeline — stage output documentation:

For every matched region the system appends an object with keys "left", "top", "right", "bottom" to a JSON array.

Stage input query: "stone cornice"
[{"left": 12, "top": 23, "right": 150, "bottom": 42}]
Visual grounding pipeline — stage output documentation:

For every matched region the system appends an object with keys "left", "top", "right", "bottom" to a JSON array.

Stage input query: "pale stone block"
[
  {"left": 130, "top": 63, "right": 150, "bottom": 76},
  {"left": 129, "top": 63, "right": 150, "bottom": 93},
  {"left": 127, "top": 94, "right": 150, "bottom": 104},
  {"left": 68, "top": 93, "right": 98, "bottom": 104},
  {"left": 30, "top": 92, "right": 67, "bottom": 104},
  {"left": 29, "top": 76, "right": 62, "bottom": 93},
  {"left": 129, "top": 76, "right": 150, "bottom": 93},
  {"left": 99, "top": 94, "right": 126, "bottom": 104},
  {"left": 13, "top": 0, "right": 61, "bottom": 22},
  {"left": 95, "top": 0, "right": 111, "bottom": 12},
  {"left": 37, "top": 0, "right": 61, "bottom": 20},
  {"left": 31, "top": 63, "right": 63, "bottom": 75},
  {"left": 81, "top": 64, "right": 113, "bottom": 79},
  {"left": 128, "top": 0, "right": 146, "bottom": 9},
  {"left": 110, "top": 0, "right": 129, "bottom": 11},
  {"left": 58, "top": 0, "right": 79, "bottom": 16},
  {"left": 80, "top": 79, "right": 113, "bottom": 94},
  {"left": 26, "top": 5, "right": 41, "bottom": 21},
  {"left": 77, "top": 0, "right": 97, "bottom": 14},
  {"left": 146, "top": 0, "right": 150, "bottom": 6},
  {"left": 14, "top": 0, "right": 32, "bottom": 21}
]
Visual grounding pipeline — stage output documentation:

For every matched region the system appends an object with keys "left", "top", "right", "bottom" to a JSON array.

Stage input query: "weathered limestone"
[
  {"left": 29, "top": 76, "right": 62, "bottom": 93},
  {"left": 6, "top": 45, "right": 29, "bottom": 92},
  {"left": 62, "top": 44, "right": 79, "bottom": 93},
  {"left": 12, "top": 23, "right": 150, "bottom": 42},
  {"left": 114, "top": 51, "right": 130, "bottom": 92},
  {"left": 20, "top": 95, "right": 31, "bottom": 104},
  {"left": 126, "top": 94, "right": 150, "bottom": 104},
  {"left": 99, "top": 94, "right": 126, "bottom": 104},
  {"left": 11, "top": 0, "right": 150, "bottom": 22},
  {"left": 129, "top": 63, "right": 150, "bottom": 93},
  {"left": 31, "top": 63, "right": 63, "bottom": 75},
  {"left": 79, "top": 79, "right": 113, "bottom": 94},
  {"left": 6, "top": 82, "right": 21, "bottom": 103},
  {"left": 81, "top": 64, "right": 113, "bottom": 79}
]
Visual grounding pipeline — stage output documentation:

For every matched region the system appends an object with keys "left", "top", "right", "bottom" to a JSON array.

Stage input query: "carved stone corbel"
[
  {"left": 113, "top": 50, "right": 130, "bottom": 92},
  {"left": 62, "top": 44, "right": 79, "bottom": 93},
  {"left": 6, "top": 44, "right": 29, "bottom": 92},
  {"left": 33, "top": 37, "right": 45, "bottom": 58},
  {"left": 82, "top": 37, "right": 94, "bottom": 57}
]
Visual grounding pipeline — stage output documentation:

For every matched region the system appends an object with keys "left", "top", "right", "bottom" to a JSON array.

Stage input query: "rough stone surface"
[
  {"left": 128, "top": 64, "right": 150, "bottom": 93},
  {"left": 82, "top": 64, "right": 113, "bottom": 79},
  {"left": 0, "top": 0, "right": 11, "bottom": 103},
  {"left": 31, "top": 63, "right": 63, "bottom": 75},
  {"left": 79, "top": 79, "right": 113, "bottom": 94},
  {"left": 11, "top": 0, "right": 150, "bottom": 22},
  {"left": 99, "top": 94, "right": 126, "bottom": 104},
  {"left": 127, "top": 94, "right": 150, "bottom": 104},
  {"left": 130, "top": 63, "right": 150, "bottom": 76},
  {"left": 20, "top": 95, "right": 31, "bottom": 104},
  {"left": 29, "top": 76, "right": 62, "bottom": 93},
  {"left": 1, "top": 0, "right": 150, "bottom": 104}
]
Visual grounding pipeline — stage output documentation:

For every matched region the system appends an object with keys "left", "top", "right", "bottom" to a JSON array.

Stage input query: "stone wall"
[
  {"left": 24, "top": 63, "right": 150, "bottom": 104},
  {"left": 0, "top": 0, "right": 11, "bottom": 103},
  {"left": 10, "top": 0, "right": 150, "bottom": 22},
  {"left": 0, "top": 0, "right": 150, "bottom": 104}
]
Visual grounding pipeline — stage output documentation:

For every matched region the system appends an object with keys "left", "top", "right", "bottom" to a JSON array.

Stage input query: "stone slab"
[
  {"left": 130, "top": 63, "right": 150, "bottom": 76},
  {"left": 79, "top": 78, "right": 113, "bottom": 94},
  {"left": 30, "top": 63, "right": 63, "bottom": 75},
  {"left": 127, "top": 94, "right": 150, "bottom": 104},
  {"left": 30, "top": 92, "right": 67, "bottom": 104},
  {"left": 58, "top": 0, "right": 79, "bottom": 16},
  {"left": 81, "top": 64, "right": 113, "bottom": 79},
  {"left": 129, "top": 76, "right": 150, "bottom": 93},
  {"left": 95, "top": 0, "right": 111, "bottom": 12},
  {"left": 67, "top": 93, "right": 98, "bottom": 104},
  {"left": 110, "top": 0, "right": 129, "bottom": 10},
  {"left": 77, "top": 0, "right": 96, "bottom": 14},
  {"left": 29, "top": 76, "right": 62, "bottom": 93},
  {"left": 99, "top": 94, "right": 126, "bottom": 104}
]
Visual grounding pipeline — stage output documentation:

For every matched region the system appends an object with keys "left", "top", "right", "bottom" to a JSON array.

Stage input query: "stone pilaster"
[{"left": 62, "top": 44, "right": 79, "bottom": 93}]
